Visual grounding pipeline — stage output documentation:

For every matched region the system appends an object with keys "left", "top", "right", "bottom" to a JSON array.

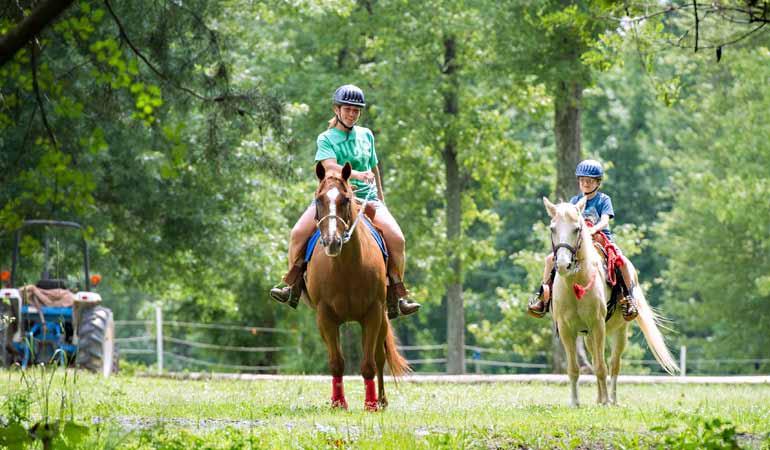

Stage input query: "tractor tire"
[{"left": 76, "top": 306, "right": 118, "bottom": 376}]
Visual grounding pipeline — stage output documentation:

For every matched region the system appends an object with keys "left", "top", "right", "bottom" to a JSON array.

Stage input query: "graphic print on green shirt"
[{"left": 314, "top": 126, "right": 379, "bottom": 200}]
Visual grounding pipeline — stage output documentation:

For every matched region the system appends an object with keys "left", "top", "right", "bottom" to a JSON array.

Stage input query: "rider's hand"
[{"left": 355, "top": 170, "right": 376, "bottom": 184}]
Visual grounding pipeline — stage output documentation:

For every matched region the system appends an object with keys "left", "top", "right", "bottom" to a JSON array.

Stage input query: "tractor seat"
[{"left": 36, "top": 279, "right": 69, "bottom": 290}]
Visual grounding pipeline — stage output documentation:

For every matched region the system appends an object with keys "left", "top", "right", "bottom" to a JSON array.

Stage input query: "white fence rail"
[{"left": 115, "top": 311, "right": 769, "bottom": 375}]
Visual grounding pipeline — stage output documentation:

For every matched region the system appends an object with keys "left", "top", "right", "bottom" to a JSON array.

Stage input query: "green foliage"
[
  {"left": 652, "top": 413, "right": 743, "bottom": 450},
  {"left": 652, "top": 45, "right": 770, "bottom": 368},
  {"left": 0, "top": 358, "right": 90, "bottom": 449}
]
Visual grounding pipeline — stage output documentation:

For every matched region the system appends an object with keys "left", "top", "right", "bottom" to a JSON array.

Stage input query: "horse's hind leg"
[
  {"left": 360, "top": 305, "right": 384, "bottom": 411},
  {"left": 608, "top": 324, "right": 628, "bottom": 405},
  {"left": 559, "top": 330, "right": 581, "bottom": 407},
  {"left": 317, "top": 307, "right": 346, "bottom": 409}
]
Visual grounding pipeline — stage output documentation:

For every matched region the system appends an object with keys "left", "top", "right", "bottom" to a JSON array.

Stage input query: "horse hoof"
[
  {"left": 378, "top": 399, "right": 388, "bottom": 410},
  {"left": 331, "top": 399, "right": 348, "bottom": 410},
  {"left": 364, "top": 401, "right": 379, "bottom": 412}
]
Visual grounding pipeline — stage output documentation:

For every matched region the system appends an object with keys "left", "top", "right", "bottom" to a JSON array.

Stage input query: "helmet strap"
[
  {"left": 585, "top": 181, "right": 601, "bottom": 196},
  {"left": 334, "top": 107, "right": 357, "bottom": 131}
]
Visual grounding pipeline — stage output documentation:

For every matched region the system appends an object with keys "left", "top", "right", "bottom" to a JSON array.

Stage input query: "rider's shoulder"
[
  {"left": 597, "top": 192, "right": 613, "bottom": 203},
  {"left": 354, "top": 125, "right": 374, "bottom": 140},
  {"left": 317, "top": 128, "right": 345, "bottom": 145}
]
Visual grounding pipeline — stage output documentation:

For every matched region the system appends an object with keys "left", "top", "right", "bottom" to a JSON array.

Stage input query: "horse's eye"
[{"left": 341, "top": 197, "right": 349, "bottom": 205}]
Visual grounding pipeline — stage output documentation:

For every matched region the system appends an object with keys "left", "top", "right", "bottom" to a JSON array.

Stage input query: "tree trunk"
[
  {"left": 551, "top": 79, "right": 583, "bottom": 373},
  {"left": 554, "top": 80, "right": 583, "bottom": 202},
  {"left": 443, "top": 35, "right": 465, "bottom": 375},
  {"left": 0, "top": 0, "right": 76, "bottom": 67}
]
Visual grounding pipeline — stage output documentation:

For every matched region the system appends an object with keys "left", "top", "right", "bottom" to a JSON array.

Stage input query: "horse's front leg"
[
  {"left": 588, "top": 321, "right": 609, "bottom": 405},
  {"left": 558, "top": 327, "right": 581, "bottom": 408},
  {"left": 360, "top": 303, "right": 383, "bottom": 411},
  {"left": 317, "top": 306, "right": 347, "bottom": 409},
  {"left": 608, "top": 323, "right": 628, "bottom": 405}
]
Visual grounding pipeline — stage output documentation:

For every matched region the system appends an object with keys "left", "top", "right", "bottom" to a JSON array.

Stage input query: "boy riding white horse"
[{"left": 528, "top": 159, "right": 639, "bottom": 321}]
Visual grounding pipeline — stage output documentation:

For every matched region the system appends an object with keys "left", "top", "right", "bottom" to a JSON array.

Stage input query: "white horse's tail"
[{"left": 633, "top": 285, "right": 680, "bottom": 375}]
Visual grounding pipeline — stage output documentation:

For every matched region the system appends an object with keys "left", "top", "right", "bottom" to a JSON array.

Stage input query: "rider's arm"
[
  {"left": 374, "top": 165, "right": 385, "bottom": 202},
  {"left": 589, "top": 214, "right": 611, "bottom": 236},
  {"left": 319, "top": 158, "right": 374, "bottom": 183}
]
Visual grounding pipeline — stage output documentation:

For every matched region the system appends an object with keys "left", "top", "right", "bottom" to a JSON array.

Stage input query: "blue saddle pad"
[{"left": 305, "top": 217, "right": 388, "bottom": 262}]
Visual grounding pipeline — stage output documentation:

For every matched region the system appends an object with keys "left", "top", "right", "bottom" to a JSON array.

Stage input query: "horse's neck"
[
  {"left": 336, "top": 208, "right": 366, "bottom": 264},
  {"left": 576, "top": 228, "right": 599, "bottom": 281}
]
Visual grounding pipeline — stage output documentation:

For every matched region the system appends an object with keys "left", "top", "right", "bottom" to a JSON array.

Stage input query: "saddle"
[
  {"left": 304, "top": 217, "right": 388, "bottom": 263},
  {"left": 587, "top": 228, "right": 628, "bottom": 322}
]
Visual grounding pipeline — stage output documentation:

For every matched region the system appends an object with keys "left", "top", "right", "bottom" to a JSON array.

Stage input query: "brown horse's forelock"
[
  {"left": 315, "top": 175, "right": 355, "bottom": 224},
  {"left": 316, "top": 175, "right": 350, "bottom": 196}
]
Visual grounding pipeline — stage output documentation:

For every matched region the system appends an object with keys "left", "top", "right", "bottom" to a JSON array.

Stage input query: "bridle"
[
  {"left": 315, "top": 178, "right": 374, "bottom": 246},
  {"left": 551, "top": 218, "right": 584, "bottom": 272}
]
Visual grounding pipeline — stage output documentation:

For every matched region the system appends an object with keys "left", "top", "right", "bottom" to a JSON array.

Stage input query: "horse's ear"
[
  {"left": 543, "top": 197, "right": 557, "bottom": 218},
  {"left": 575, "top": 195, "right": 587, "bottom": 215},
  {"left": 341, "top": 162, "right": 352, "bottom": 181},
  {"left": 316, "top": 161, "right": 326, "bottom": 180}
]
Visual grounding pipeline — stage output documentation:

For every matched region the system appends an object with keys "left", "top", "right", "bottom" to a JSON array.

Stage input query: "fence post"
[
  {"left": 680, "top": 345, "right": 686, "bottom": 377},
  {"left": 156, "top": 303, "right": 163, "bottom": 375},
  {"left": 473, "top": 349, "right": 481, "bottom": 374}
]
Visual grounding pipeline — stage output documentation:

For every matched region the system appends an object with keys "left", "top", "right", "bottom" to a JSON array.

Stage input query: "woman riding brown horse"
[{"left": 308, "top": 161, "right": 409, "bottom": 410}]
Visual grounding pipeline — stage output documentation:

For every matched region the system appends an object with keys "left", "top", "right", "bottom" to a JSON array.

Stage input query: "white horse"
[{"left": 544, "top": 196, "right": 678, "bottom": 406}]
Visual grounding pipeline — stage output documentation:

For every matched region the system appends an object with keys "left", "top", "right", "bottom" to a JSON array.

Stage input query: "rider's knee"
[
  {"left": 545, "top": 253, "right": 554, "bottom": 264},
  {"left": 291, "top": 221, "right": 312, "bottom": 242},
  {"left": 290, "top": 225, "right": 304, "bottom": 242},
  {"left": 386, "top": 230, "right": 405, "bottom": 253}
]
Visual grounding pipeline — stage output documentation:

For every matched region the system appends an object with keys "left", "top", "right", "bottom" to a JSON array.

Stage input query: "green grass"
[{"left": 2, "top": 370, "right": 770, "bottom": 449}]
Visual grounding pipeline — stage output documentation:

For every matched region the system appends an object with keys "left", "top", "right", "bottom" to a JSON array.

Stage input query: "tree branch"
[
  {"left": 103, "top": 0, "right": 252, "bottom": 117},
  {"left": 693, "top": 0, "right": 700, "bottom": 52},
  {"left": 0, "top": 0, "right": 76, "bottom": 67},
  {"left": 30, "top": 41, "right": 58, "bottom": 150}
]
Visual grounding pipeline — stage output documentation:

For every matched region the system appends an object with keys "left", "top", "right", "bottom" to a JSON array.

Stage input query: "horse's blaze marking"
[{"left": 327, "top": 187, "right": 340, "bottom": 237}]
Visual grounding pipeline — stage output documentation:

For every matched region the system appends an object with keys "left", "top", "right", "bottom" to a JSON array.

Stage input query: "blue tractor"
[{"left": 0, "top": 220, "right": 117, "bottom": 376}]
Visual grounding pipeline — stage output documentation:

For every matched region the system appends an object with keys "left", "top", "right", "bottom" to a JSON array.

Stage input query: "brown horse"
[{"left": 305, "top": 161, "right": 409, "bottom": 411}]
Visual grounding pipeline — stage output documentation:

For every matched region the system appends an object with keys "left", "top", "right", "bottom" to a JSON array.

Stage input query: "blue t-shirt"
[
  {"left": 570, "top": 192, "right": 614, "bottom": 240},
  {"left": 314, "top": 126, "right": 378, "bottom": 200}
]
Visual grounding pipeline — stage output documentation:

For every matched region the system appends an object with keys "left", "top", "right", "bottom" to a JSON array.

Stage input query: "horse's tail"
[
  {"left": 633, "top": 285, "right": 680, "bottom": 375},
  {"left": 384, "top": 315, "right": 411, "bottom": 379}
]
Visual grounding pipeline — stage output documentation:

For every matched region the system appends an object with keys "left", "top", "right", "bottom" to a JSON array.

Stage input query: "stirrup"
[
  {"left": 269, "top": 283, "right": 301, "bottom": 309},
  {"left": 619, "top": 294, "right": 638, "bottom": 321},
  {"left": 388, "top": 282, "right": 420, "bottom": 319},
  {"left": 398, "top": 298, "right": 420, "bottom": 316},
  {"left": 527, "top": 285, "right": 549, "bottom": 318}
]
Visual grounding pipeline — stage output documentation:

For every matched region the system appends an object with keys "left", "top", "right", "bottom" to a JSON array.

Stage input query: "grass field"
[{"left": 2, "top": 370, "right": 770, "bottom": 449}]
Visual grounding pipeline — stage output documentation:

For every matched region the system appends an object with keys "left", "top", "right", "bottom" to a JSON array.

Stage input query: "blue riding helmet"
[
  {"left": 575, "top": 159, "right": 604, "bottom": 179},
  {"left": 333, "top": 84, "right": 366, "bottom": 107}
]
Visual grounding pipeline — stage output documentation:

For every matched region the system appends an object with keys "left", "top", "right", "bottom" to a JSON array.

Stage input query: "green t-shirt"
[{"left": 315, "top": 126, "right": 379, "bottom": 200}]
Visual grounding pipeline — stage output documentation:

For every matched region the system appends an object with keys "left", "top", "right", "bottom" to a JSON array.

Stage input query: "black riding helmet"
[
  {"left": 332, "top": 85, "right": 365, "bottom": 130},
  {"left": 333, "top": 84, "right": 366, "bottom": 107}
]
